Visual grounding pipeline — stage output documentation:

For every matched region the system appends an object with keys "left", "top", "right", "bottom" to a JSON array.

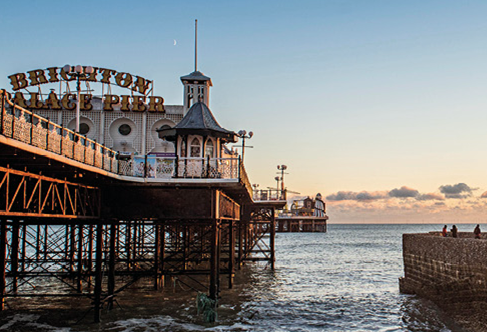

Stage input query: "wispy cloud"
[
  {"left": 325, "top": 183, "right": 487, "bottom": 222},
  {"left": 326, "top": 191, "right": 388, "bottom": 201},
  {"left": 417, "top": 193, "right": 445, "bottom": 201}
]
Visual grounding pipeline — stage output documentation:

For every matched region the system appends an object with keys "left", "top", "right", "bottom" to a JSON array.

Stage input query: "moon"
[{"left": 173, "top": 39, "right": 177, "bottom": 46}]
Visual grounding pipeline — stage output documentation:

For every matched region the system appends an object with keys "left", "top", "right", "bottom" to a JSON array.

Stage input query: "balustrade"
[
  {"left": 0, "top": 89, "right": 118, "bottom": 173},
  {"left": 253, "top": 189, "right": 286, "bottom": 201},
  {"left": 118, "top": 156, "right": 241, "bottom": 180},
  {"left": 0, "top": 90, "right": 249, "bottom": 185}
]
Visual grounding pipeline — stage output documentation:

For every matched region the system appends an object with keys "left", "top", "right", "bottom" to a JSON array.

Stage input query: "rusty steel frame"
[
  {"left": 0, "top": 169, "right": 273, "bottom": 323},
  {"left": 0, "top": 166, "right": 100, "bottom": 219},
  {"left": 238, "top": 207, "right": 276, "bottom": 270}
]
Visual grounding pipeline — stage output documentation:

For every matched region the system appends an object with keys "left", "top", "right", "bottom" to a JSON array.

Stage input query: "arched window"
[
  {"left": 180, "top": 139, "right": 187, "bottom": 157},
  {"left": 205, "top": 139, "right": 214, "bottom": 158},
  {"left": 190, "top": 138, "right": 201, "bottom": 157},
  {"left": 159, "top": 124, "right": 171, "bottom": 131}
]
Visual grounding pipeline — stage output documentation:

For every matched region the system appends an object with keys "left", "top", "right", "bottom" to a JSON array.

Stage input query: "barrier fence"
[
  {"left": 0, "top": 90, "right": 250, "bottom": 186},
  {"left": 1, "top": 90, "right": 118, "bottom": 173}
]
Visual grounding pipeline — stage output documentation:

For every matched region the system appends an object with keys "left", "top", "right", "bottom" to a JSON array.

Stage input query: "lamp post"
[
  {"left": 63, "top": 65, "right": 94, "bottom": 133},
  {"left": 237, "top": 130, "right": 253, "bottom": 163},
  {"left": 275, "top": 176, "right": 281, "bottom": 192},
  {"left": 252, "top": 183, "right": 259, "bottom": 200},
  {"left": 277, "top": 165, "right": 288, "bottom": 199}
]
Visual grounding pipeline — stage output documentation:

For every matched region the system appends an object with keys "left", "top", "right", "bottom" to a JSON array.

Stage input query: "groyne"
[{"left": 400, "top": 232, "right": 487, "bottom": 328}]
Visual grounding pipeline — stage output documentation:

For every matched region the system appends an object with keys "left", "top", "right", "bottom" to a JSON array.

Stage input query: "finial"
[{"left": 195, "top": 19, "right": 198, "bottom": 72}]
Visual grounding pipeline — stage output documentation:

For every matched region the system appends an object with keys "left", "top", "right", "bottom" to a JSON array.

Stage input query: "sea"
[{"left": 2, "top": 223, "right": 479, "bottom": 332}]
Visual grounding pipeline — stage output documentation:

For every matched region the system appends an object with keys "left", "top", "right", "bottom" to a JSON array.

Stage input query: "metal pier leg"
[
  {"left": 77, "top": 224, "right": 84, "bottom": 292},
  {"left": 20, "top": 224, "right": 26, "bottom": 273},
  {"left": 87, "top": 225, "right": 94, "bottom": 286},
  {"left": 270, "top": 208, "right": 276, "bottom": 270},
  {"left": 160, "top": 224, "right": 165, "bottom": 289},
  {"left": 217, "top": 220, "right": 221, "bottom": 295},
  {"left": 209, "top": 219, "right": 220, "bottom": 300},
  {"left": 69, "top": 225, "right": 76, "bottom": 274},
  {"left": 37, "top": 225, "right": 42, "bottom": 259},
  {"left": 11, "top": 220, "right": 20, "bottom": 293},
  {"left": 107, "top": 222, "right": 116, "bottom": 310},
  {"left": 125, "top": 221, "right": 131, "bottom": 271},
  {"left": 0, "top": 220, "right": 7, "bottom": 310},
  {"left": 237, "top": 220, "right": 243, "bottom": 270},
  {"left": 94, "top": 222, "right": 104, "bottom": 323},
  {"left": 154, "top": 223, "right": 163, "bottom": 290},
  {"left": 228, "top": 220, "right": 235, "bottom": 289}
]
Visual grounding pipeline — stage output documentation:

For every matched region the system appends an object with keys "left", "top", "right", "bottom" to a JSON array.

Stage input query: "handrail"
[
  {"left": 0, "top": 89, "right": 118, "bottom": 173},
  {"left": 253, "top": 189, "right": 286, "bottom": 201},
  {"left": 0, "top": 89, "right": 254, "bottom": 192},
  {"left": 119, "top": 155, "right": 241, "bottom": 180},
  {"left": 238, "top": 161, "right": 253, "bottom": 199}
]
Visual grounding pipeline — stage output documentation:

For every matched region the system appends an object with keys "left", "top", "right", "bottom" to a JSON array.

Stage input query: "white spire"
[{"left": 195, "top": 19, "right": 198, "bottom": 72}]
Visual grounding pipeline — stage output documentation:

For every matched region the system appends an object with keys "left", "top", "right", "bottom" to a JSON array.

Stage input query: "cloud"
[
  {"left": 417, "top": 193, "right": 445, "bottom": 201},
  {"left": 389, "top": 186, "right": 419, "bottom": 198},
  {"left": 439, "top": 183, "right": 476, "bottom": 199},
  {"left": 326, "top": 191, "right": 388, "bottom": 201},
  {"left": 481, "top": 191, "right": 487, "bottom": 199}
]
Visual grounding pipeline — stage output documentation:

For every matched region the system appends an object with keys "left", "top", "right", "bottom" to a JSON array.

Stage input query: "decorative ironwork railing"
[
  {"left": 218, "top": 191, "right": 240, "bottom": 219},
  {"left": 239, "top": 162, "right": 253, "bottom": 198},
  {"left": 0, "top": 90, "right": 118, "bottom": 173},
  {"left": 0, "top": 90, "right": 252, "bottom": 190},
  {"left": 253, "top": 189, "right": 286, "bottom": 201},
  {"left": 118, "top": 156, "right": 241, "bottom": 180}
]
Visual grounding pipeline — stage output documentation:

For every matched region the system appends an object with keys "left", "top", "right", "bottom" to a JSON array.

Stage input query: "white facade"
[{"left": 31, "top": 69, "right": 214, "bottom": 156}]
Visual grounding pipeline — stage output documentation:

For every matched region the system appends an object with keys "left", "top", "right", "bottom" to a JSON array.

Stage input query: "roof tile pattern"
[{"left": 175, "top": 102, "right": 233, "bottom": 135}]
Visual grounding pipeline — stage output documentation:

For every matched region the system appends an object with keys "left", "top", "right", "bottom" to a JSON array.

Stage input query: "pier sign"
[{"left": 7, "top": 66, "right": 165, "bottom": 113}]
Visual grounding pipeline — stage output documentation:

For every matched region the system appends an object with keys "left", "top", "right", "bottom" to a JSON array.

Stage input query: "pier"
[{"left": 0, "top": 89, "right": 285, "bottom": 322}]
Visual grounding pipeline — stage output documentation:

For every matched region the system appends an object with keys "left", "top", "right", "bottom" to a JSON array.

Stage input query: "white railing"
[
  {"left": 1, "top": 90, "right": 118, "bottom": 173},
  {"left": 118, "top": 156, "right": 240, "bottom": 180},
  {"left": 0, "top": 90, "right": 250, "bottom": 186},
  {"left": 253, "top": 189, "right": 286, "bottom": 201}
]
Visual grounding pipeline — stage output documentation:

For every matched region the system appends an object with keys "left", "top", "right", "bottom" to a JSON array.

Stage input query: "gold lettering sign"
[
  {"left": 8, "top": 73, "right": 29, "bottom": 91},
  {"left": 148, "top": 96, "right": 165, "bottom": 112},
  {"left": 61, "top": 94, "right": 76, "bottom": 110},
  {"left": 44, "top": 91, "right": 62, "bottom": 110},
  {"left": 6, "top": 66, "right": 165, "bottom": 113}
]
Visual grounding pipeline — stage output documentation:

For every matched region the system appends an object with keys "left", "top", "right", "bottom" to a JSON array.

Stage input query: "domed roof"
[
  {"left": 157, "top": 102, "right": 236, "bottom": 142},
  {"left": 180, "top": 71, "right": 212, "bottom": 86}
]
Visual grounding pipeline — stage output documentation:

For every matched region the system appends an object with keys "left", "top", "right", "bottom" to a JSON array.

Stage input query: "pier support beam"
[
  {"left": 209, "top": 219, "right": 220, "bottom": 300},
  {"left": 107, "top": 222, "right": 116, "bottom": 310},
  {"left": 77, "top": 224, "right": 84, "bottom": 292},
  {"left": 94, "top": 222, "right": 104, "bottom": 323},
  {"left": 228, "top": 220, "right": 235, "bottom": 288},
  {"left": 0, "top": 220, "right": 6, "bottom": 311},
  {"left": 270, "top": 208, "right": 276, "bottom": 270},
  {"left": 11, "top": 220, "right": 19, "bottom": 292}
]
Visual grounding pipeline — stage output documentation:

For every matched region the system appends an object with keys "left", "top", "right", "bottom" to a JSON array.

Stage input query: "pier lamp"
[
  {"left": 275, "top": 176, "right": 281, "bottom": 191},
  {"left": 63, "top": 65, "right": 94, "bottom": 133},
  {"left": 252, "top": 183, "right": 259, "bottom": 199},
  {"left": 237, "top": 130, "right": 253, "bottom": 162},
  {"left": 277, "top": 165, "right": 288, "bottom": 192}
]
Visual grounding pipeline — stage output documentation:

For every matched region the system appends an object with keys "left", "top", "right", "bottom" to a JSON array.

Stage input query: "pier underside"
[
  {"left": 276, "top": 217, "right": 328, "bottom": 232},
  {"left": 0, "top": 93, "right": 283, "bottom": 323},
  {"left": 0, "top": 168, "right": 278, "bottom": 322}
]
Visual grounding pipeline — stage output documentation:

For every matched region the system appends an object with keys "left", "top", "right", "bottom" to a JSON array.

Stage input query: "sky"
[{"left": 2, "top": 0, "right": 487, "bottom": 223}]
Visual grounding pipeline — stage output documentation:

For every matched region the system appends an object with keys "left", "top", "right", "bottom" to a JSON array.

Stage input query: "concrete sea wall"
[{"left": 400, "top": 232, "right": 487, "bottom": 313}]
